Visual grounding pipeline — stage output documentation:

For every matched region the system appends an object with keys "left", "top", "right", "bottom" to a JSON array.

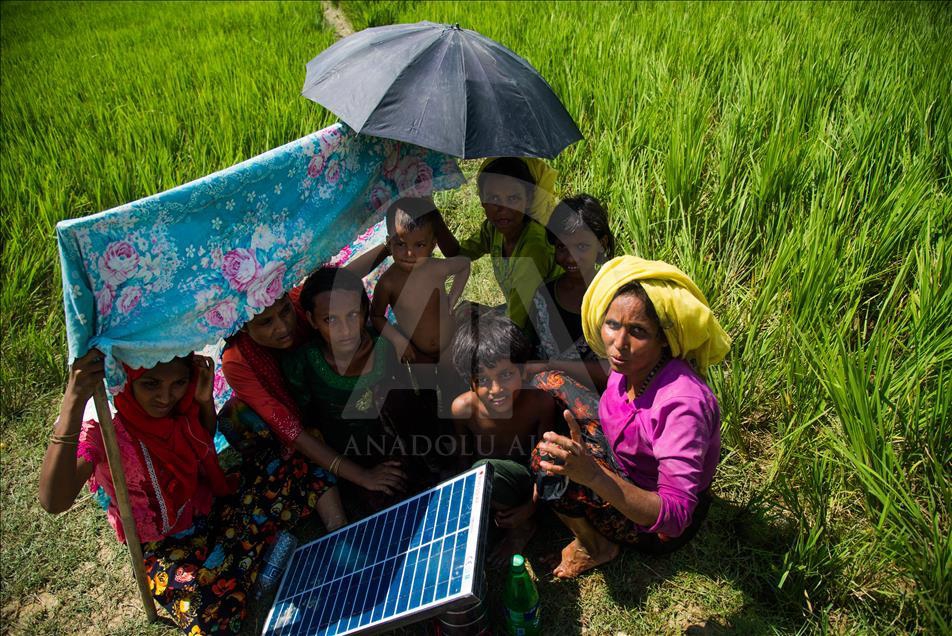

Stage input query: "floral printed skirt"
[
  {"left": 221, "top": 396, "right": 434, "bottom": 517},
  {"left": 142, "top": 411, "right": 335, "bottom": 634},
  {"left": 528, "top": 371, "right": 710, "bottom": 555}
]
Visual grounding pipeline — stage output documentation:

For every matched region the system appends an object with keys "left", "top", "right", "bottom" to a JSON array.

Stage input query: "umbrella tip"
[{"left": 448, "top": 23, "right": 461, "bottom": 31}]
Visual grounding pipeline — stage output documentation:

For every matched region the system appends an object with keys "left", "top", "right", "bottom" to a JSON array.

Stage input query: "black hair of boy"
[
  {"left": 451, "top": 310, "right": 532, "bottom": 379},
  {"left": 300, "top": 266, "right": 370, "bottom": 316},
  {"left": 476, "top": 158, "right": 536, "bottom": 200},
  {"left": 385, "top": 197, "right": 439, "bottom": 235},
  {"left": 545, "top": 193, "right": 616, "bottom": 259}
]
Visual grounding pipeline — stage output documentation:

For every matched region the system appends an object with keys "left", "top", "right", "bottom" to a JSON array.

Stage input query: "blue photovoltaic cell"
[{"left": 263, "top": 467, "right": 487, "bottom": 636}]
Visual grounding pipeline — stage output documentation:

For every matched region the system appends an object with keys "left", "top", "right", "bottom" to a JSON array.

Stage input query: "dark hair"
[
  {"left": 546, "top": 193, "right": 615, "bottom": 260},
  {"left": 476, "top": 158, "right": 536, "bottom": 202},
  {"left": 300, "top": 267, "right": 370, "bottom": 317},
  {"left": 451, "top": 310, "right": 532, "bottom": 378},
  {"left": 385, "top": 197, "right": 438, "bottom": 235},
  {"left": 612, "top": 281, "right": 667, "bottom": 345}
]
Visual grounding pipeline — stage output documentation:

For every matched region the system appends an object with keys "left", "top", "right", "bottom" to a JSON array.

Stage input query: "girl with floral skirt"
[{"left": 39, "top": 352, "right": 339, "bottom": 634}]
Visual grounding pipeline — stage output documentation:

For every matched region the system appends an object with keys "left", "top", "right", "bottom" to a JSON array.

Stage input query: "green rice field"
[{"left": 1, "top": 1, "right": 949, "bottom": 633}]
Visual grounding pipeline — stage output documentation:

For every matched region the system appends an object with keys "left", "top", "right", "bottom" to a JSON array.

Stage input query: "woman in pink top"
[{"left": 534, "top": 256, "right": 731, "bottom": 578}]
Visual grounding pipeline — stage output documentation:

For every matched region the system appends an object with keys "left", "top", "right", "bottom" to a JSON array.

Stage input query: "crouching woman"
[
  {"left": 534, "top": 256, "right": 731, "bottom": 578},
  {"left": 39, "top": 351, "right": 338, "bottom": 634}
]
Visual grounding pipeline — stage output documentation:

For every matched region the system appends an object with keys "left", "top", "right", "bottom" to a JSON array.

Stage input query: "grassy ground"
[{"left": 1, "top": 1, "right": 949, "bottom": 634}]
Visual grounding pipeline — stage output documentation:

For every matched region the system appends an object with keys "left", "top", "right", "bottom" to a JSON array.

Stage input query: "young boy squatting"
[{"left": 450, "top": 311, "right": 561, "bottom": 564}]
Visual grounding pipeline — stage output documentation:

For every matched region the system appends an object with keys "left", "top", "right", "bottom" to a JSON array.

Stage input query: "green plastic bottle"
[{"left": 503, "top": 554, "right": 540, "bottom": 635}]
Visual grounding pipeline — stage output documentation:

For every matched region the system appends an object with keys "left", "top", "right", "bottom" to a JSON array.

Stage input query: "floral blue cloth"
[{"left": 57, "top": 123, "right": 464, "bottom": 391}]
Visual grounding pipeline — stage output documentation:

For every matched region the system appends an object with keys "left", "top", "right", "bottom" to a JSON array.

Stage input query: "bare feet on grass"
[
  {"left": 488, "top": 519, "right": 537, "bottom": 568},
  {"left": 552, "top": 536, "right": 619, "bottom": 579}
]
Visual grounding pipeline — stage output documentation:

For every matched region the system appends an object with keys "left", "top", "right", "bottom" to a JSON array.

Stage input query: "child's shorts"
[{"left": 471, "top": 458, "right": 532, "bottom": 508}]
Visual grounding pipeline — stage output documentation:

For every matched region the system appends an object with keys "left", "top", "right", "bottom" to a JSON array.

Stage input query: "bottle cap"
[{"left": 510, "top": 554, "right": 525, "bottom": 570}]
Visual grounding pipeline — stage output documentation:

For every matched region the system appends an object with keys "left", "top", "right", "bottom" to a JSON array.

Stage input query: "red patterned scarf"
[{"left": 115, "top": 360, "right": 232, "bottom": 535}]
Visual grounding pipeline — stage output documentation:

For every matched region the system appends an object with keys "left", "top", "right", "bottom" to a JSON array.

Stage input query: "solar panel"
[{"left": 262, "top": 465, "right": 492, "bottom": 636}]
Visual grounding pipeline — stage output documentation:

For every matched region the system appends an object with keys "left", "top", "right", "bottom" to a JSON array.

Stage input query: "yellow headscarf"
[
  {"left": 477, "top": 157, "right": 558, "bottom": 225},
  {"left": 581, "top": 256, "right": 731, "bottom": 375}
]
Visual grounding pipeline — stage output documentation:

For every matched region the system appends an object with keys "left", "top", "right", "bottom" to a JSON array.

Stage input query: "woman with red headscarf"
[{"left": 39, "top": 351, "right": 337, "bottom": 634}]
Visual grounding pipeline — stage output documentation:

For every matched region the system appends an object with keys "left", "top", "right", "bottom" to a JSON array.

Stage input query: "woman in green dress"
[{"left": 279, "top": 267, "right": 430, "bottom": 510}]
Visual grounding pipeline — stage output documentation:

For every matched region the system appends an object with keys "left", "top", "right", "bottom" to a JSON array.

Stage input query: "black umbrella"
[{"left": 303, "top": 22, "right": 582, "bottom": 159}]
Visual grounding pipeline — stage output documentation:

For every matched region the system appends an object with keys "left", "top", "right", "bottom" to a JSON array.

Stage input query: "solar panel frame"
[{"left": 262, "top": 464, "right": 493, "bottom": 636}]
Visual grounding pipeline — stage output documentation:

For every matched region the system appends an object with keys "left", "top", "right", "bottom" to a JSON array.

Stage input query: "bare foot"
[
  {"left": 488, "top": 520, "right": 538, "bottom": 568},
  {"left": 552, "top": 537, "right": 619, "bottom": 579}
]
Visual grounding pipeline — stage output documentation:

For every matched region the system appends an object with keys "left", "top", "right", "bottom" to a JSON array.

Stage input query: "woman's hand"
[
  {"left": 538, "top": 410, "right": 603, "bottom": 488},
  {"left": 63, "top": 349, "right": 106, "bottom": 411},
  {"left": 359, "top": 460, "right": 407, "bottom": 496},
  {"left": 192, "top": 355, "right": 216, "bottom": 406},
  {"left": 192, "top": 355, "right": 217, "bottom": 435}
]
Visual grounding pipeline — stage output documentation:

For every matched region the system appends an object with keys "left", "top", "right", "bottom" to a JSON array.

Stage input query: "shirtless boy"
[
  {"left": 450, "top": 311, "right": 559, "bottom": 564},
  {"left": 371, "top": 197, "right": 470, "bottom": 365}
]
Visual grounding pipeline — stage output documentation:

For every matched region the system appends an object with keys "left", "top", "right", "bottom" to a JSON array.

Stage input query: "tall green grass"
[
  {"left": 1, "top": 0, "right": 949, "bottom": 633},
  {"left": 1, "top": 1, "right": 337, "bottom": 410},
  {"left": 1, "top": 2, "right": 337, "bottom": 633},
  {"left": 345, "top": 1, "right": 951, "bottom": 630}
]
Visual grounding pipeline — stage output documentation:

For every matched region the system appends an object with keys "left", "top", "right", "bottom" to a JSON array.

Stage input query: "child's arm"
[
  {"left": 192, "top": 355, "right": 217, "bottom": 435},
  {"left": 525, "top": 359, "right": 611, "bottom": 393},
  {"left": 435, "top": 256, "right": 471, "bottom": 309},
  {"left": 369, "top": 273, "right": 417, "bottom": 363},
  {"left": 39, "top": 350, "right": 99, "bottom": 514},
  {"left": 343, "top": 242, "right": 389, "bottom": 278},
  {"left": 451, "top": 393, "right": 475, "bottom": 470},
  {"left": 429, "top": 202, "right": 461, "bottom": 257},
  {"left": 536, "top": 390, "right": 560, "bottom": 439},
  {"left": 488, "top": 392, "right": 557, "bottom": 527},
  {"left": 421, "top": 256, "right": 471, "bottom": 311}
]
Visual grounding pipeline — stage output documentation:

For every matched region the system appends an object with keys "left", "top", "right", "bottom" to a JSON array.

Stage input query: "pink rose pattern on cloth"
[
  {"left": 116, "top": 286, "right": 142, "bottom": 313},
  {"left": 57, "top": 122, "right": 463, "bottom": 392},
  {"left": 221, "top": 248, "right": 260, "bottom": 292},
  {"left": 204, "top": 300, "right": 238, "bottom": 329},
  {"left": 393, "top": 156, "right": 434, "bottom": 198},
  {"left": 246, "top": 261, "right": 286, "bottom": 308},
  {"left": 99, "top": 241, "right": 140, "bottom": 287},
  {"left": 95, "top": 286, "right": 115, "bottom": 317}
]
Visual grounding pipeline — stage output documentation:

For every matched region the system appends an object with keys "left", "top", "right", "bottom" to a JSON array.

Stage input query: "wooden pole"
[{"left": 92, "top": 383, "right": 158, "bottom": 622}]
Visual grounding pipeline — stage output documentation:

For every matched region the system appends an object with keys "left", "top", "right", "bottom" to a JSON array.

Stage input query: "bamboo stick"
[{"left": 92, "top": 383, "right": 158, "bottom": 622}]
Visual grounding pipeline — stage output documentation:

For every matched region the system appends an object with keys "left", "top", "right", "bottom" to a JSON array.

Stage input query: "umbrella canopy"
[{"left": 303, "top": 21, "right": 583, "bottom": 159}]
